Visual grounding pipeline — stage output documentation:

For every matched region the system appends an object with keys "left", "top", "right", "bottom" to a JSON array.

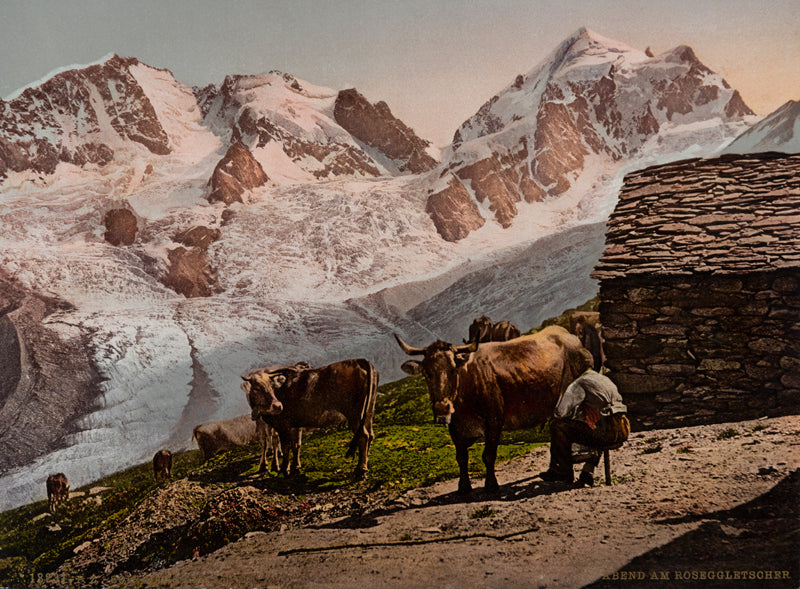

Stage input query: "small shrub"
[
  {"left": 750, "top": 423, "right": 767, "bottom": 433},
  {"left": 676, "top": 445, "right": 694, "bottom": 454},
  {"left": 641, "top": 444, "right": 662, "bottom": 455},
  {"left": 469, "top": 505, "right": 497, "bottom": 519},
  {"left": 716, "top": 428, "right": 739, "bottom": 440}
]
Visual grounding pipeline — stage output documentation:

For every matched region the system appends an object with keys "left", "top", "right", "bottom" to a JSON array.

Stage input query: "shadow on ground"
[
  {"left": 584, "top": 469, "right": 800, "bottom": 588},
  {"left": 318, "top": 471, "right": 573, "bottom": 530}
]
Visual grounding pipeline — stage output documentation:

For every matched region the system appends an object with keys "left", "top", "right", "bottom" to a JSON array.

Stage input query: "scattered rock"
[{"left": 103, "top": 208, "right": 138, "bottom": 246}]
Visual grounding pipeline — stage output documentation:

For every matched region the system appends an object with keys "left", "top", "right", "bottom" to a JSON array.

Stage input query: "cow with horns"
[
  {"left": 242, "top": 359, "right": 379, "bottom": 479},
  {"left": 395, "top": 325, "right": 592, "bottom": 494}
]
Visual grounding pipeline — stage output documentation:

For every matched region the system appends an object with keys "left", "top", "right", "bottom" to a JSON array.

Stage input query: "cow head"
[
  {"left": 395, "top": 334, "right": 477, "bottom": 425},
  {"left": 241, "top": 371, "right": 286, "bottom": 420},
  {"left": 464, "top": 315, "right": 493, "bottom": 344}
]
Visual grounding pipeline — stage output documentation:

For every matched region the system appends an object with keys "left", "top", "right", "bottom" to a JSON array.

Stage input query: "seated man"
[{"left": 541, "top": 369, "right": 630, "bottom": 487}]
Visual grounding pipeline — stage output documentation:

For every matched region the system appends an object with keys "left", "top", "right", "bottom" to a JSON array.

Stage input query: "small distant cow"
[
  {"left": 152, "top": 449, "right": 173, "bottom": 480},
  {"left": 192, "top": 414, "right": 283, "bottom": 473},
  {"left": 465, "top": 316, "right": 522, "bottom": 344},
  {"left": 46, "top": 473, "right": 69, "bottom": 513}
]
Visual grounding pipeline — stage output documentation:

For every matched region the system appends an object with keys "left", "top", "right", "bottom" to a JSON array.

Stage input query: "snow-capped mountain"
[
  {"left": 426, "top": 28, "right": 753, "bottom": 241},
  {"left": 196, "top": 72, "right": 438, "bottom": 188},
  {"left": 0, "top": 30, "right": 758, "bottom": 510},
  {"left": 723, "top": 99, "right": 800, "bottom": 154}
]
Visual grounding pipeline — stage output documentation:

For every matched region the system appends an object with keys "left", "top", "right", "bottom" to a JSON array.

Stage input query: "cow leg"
[
  {"left": 351, "top": 422, "right": 374, "bottom": 480},
  {"left": 258, "top": 445, "right": 267, "bottom": 473},
  {"left": 270, "top": 432, "right": 282, "bottom": 472},
  {"left": 482, "top": 430, "right": 501, "bottom": 494},
  {"left": 277, "top": 429, "right": 292, "bottom": 476},
  {"left": 454, "top": 440, "right": 472, "bottom": 495},
  {"left": 288, "top": 428, "right": 302, "bottom": 476},
  {"left": 354, "top": 433, "right": 370, "bottom": 480}
]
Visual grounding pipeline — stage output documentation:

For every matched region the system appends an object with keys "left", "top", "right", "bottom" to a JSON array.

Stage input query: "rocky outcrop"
[
  {"left": 164, "top": 225, "right": 222, "bottom": 298},
  {"left": 0, "top": 271, "right": 101, "bottom": 472},
  {"left": 425, "top": 177, "right": 485, "bottom": 241},
  {"left": 103, "top": 208, "right": 138, "bottom": 246},
  {"left": 333, "top": 89, "right": 437, "bottom": 173},
  {"left": 174, "top": 226, "right": 221, "bottom": 250},
  {"left": 208, "top": 141, "right": 268, "bottom": 205},
  {"left": 0, "top": 54, "right": 171, "bottom": 176}
]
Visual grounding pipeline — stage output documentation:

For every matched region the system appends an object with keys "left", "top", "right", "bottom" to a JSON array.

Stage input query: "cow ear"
[
  {"left": 400, "top": 360, "right": 422, "bottom": 376},
  {"left": 454, "top": 353, "right": 471, "bottom": 367},
  {"left": 272, "top": 374, "right": 287, "bottom": 387}
]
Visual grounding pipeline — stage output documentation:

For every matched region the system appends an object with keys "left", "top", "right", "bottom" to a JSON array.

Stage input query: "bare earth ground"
[{"left": 109, "top": 415, "right": 799, "bottom": 589}]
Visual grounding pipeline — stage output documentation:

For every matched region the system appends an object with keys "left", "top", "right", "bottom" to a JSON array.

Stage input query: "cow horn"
[
  {"left": 394, "top": 333, "right": 426, "bottom": 356},
  {"left": 454, "top": 339, "right": 479, "bottom": 354}
]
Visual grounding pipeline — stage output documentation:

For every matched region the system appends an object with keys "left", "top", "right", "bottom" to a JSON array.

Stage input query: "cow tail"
[{"left": 346, "top": 360, "right": 378, "bottom": 459}]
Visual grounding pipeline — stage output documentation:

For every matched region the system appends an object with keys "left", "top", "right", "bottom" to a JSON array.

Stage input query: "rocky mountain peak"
[
  {"left": 427, "top": 29, "right": 754, "bottom": 242},
  {"left": 0, "top": 54, "right": 172, "bottom": 178}
]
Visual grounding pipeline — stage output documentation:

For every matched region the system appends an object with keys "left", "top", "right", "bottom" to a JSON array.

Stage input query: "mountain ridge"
[{"left": 0, "top": 29, "right": 765, "bottom": 510}]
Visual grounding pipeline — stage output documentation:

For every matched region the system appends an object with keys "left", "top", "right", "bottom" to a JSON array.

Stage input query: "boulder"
[{"left": 103, "top": 208, "right": 138, "bottom": 246}]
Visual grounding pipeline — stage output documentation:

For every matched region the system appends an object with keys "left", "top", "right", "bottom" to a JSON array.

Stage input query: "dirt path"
[{"left": 109, "top": 415, "right": 799, "bottom": 589}]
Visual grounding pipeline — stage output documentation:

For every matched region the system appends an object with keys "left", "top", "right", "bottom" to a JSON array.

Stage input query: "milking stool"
[{"left": 572, "top": 444, "right": 621, "bottom": 486}]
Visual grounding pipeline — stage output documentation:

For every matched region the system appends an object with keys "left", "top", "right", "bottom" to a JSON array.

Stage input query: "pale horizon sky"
[{"left": 1, "top": 0, "right": 798, "bottom": 147}]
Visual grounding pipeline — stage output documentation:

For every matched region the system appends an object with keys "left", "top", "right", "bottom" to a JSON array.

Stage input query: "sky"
[{"left": 1, "top": 0, "right": 798, "bottom": 147}]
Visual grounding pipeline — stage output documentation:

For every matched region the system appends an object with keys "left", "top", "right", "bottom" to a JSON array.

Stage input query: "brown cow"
[
  {"left": 465, "top": 315, "right": 494, "bottom": 343},
  {"left": 396, "top": 325, "right": 592, "bottom": 494},
  {"left": 492, "top": 320, "right": 521, "bottom": 341},
  {"left": 192, "top": 414, "right": 283, "bottom": 472},
  {"left": 242, "top": 358, "right": 379, "bottom": 479},
  {"left": 570, "top": 312, "right": 605, "bottom": 372},
  {"left": 46, "top": 473, "right": 69, "bottom": 513},
  {"left": 465, "top": 316, "right": 521, "bottom": 343},
  {"left": 152, "top": 449, "right": 173, "bottom": 480}
]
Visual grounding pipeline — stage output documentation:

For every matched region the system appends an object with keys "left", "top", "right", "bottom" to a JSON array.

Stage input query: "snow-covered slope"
[
  {"left": 0, "top": 32, "right": 758, "bottom": 510},
  {"left": 425, "top": 28, "right": 754, "bottom": 241},
  {"left": 723, "top": 99, "right": 800, "bottom": 154}
]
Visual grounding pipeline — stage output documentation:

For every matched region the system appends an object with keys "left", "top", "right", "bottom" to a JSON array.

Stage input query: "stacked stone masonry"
[{"left": 594, "top": 152, "right": 800, "bottom": 429}]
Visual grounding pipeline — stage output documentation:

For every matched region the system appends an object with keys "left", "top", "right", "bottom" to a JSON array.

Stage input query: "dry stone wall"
[{"left": 600, "top": 270, "right": 800, "bottom": 429}]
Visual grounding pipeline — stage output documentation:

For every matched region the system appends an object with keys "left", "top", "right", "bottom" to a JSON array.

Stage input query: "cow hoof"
[
  {"left": 484, "top": 482, "right": 500, "bottom": 495},
  {"left": 457, "top": 483, "right": 472, "bottom": 495},
  {"left": 353, "top": 468, "right": 368, "bottom": 481}
]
